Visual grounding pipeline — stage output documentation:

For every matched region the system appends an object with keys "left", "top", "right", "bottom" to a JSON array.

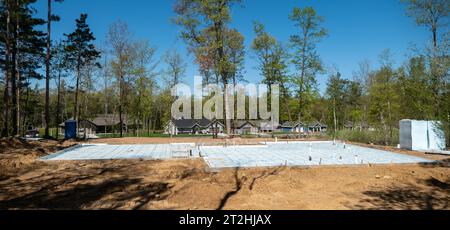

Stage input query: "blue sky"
[{"left": 32, "top": 0, "right": 431, "bottom": 94}]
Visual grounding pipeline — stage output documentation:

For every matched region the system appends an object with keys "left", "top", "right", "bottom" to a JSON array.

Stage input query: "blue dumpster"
[{"left": 64, "top": 120, "right": 77, "bottom": 139}]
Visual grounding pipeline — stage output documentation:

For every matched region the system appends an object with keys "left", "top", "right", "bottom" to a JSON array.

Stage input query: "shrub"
[{"left": 330, "top": 129, "right": 399, "bottom": 146}]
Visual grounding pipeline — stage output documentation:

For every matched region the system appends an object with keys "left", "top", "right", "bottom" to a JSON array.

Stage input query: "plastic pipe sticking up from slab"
[{"left": 309, "top": 142, "right": 312, "bottom": 160}]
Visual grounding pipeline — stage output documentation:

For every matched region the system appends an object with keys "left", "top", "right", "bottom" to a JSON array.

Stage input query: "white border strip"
[
  {"left": 261, "top": 141, "right": 335, "bottom": 144},
  {"left": 40, "top": 144, "right": 83, "bottom": 161},
  {"left": 200, "top": 145, "right": 268, "bottom": 149}
]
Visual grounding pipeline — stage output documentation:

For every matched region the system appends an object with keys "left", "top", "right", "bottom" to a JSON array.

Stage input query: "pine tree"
[
  {"left": 44, "top": 0, "right": 64, "bottom": 138},
  {"left": 64, "top": 14, "right": 101, "bottom": 136},
  {"left": 0, "top": 0, "right": 46, "bottom": 137}
]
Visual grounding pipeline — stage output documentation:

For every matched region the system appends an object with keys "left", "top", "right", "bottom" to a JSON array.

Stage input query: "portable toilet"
[
  {"left": 399, "top": 119, "right": 446, "bottom": 151},
  {"left": 64, "top": 120, "right": 77, "bottom": 139}
]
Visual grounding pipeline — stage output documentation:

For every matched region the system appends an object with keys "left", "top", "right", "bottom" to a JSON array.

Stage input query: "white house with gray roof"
[{"left": 164, "top": 118, "right": 224, "bottom": 135}]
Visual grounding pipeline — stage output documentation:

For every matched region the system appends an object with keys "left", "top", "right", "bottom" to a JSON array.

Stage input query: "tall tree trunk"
[
  {"left": 62, "top": 80, "right": 68, "bottom": 122},
  {"left": 232, "top": 74, "right": 236, "bottom": 135},
  {"left": 2, "top": 1, "right": 11, "bottom": 137},
  {"left": 147, "top": 116, "right": 150, "bottom": 135},
  {"left": 297, "top": 38, "right": 307, "bottom": 125},
  {"left": 224, "top": 83, "right": 231, "bottom": 134},
  {"left": 380, "top": 112, "right": 388, "bottom": 146},
  {"left": 22, "top": 72, "right": 30, "bottom": 136},
  {"left": 432, "top": 25, "right": 437, "bottom": 49},
  {"left": 44, "top": 0, "right": 51, "bottom": 138},
  {"left": 55, "top": 70, "right": 61, "bottom": 139},
  {"left": 387, "top": 100, "right": 393, "bottom": 145},
  {"left": 14, "top": 0, "right": 20, "bottom": 136},
  {"left": 10, "top": 0, "right": 17, "bottom": 136},
  {"left": 333, "top": 98, "right": 337, "bottom": 142},
  {"left": 284, "top": 97, "right": 292, "bottom": 121},
  {"left": 281, "top": 83, "right": 292, "bottom": 123},
  {"left": 214, "top": 18, "right": 230, "bottom": 135},
  {"left": 386, "top": 71, "right": 392, "bottom": 145},
  {"left": 103, "top": 57, "right": 108, "bottom": 115},
  {"left": 119, "top": 75, "right": 123, "bottom": 137},
  {"left": 74, "top": 60, "right": 80, "bottom": 136}
]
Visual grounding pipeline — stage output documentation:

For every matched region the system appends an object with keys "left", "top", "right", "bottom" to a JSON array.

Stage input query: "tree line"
[{"left": 0, "top": 0, "right": 448, "bottom": 146}]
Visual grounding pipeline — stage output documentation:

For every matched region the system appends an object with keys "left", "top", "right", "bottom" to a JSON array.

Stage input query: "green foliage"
[
  {"left": 402, "top": 0, "right": 448, "bottom": 32},
  {"left": 251, "top": 22, "right": 289, "bottom": 87},
  {"left": 163, "top": 49, "right": 186, "bottom": 87},
  {"left": 64, "top": 14, "right": 101, "bottom": 70},
  {"left": 251, "top": 21, "right": 291, "bottom": 120},
  {"left": 333, "top": 129, "right": 400, "bottom": 146},
  {"left": 288, "top": 6, "right": 327, "bottom": 122},
  {"left": 174, "top": 0, "right": 244, "bottom": 134},
  {"left": 174, "top": 0, "right": 244, "bottom": 85},
  {"left": 325, "top": 71, "right": 364, "bottom": 132},
  {"left": 397, "top": 56, "right": 434, "bottom": 119},
  {"left": 63, "top": 13, "right": 101, "bottom": 124},
  {"left": 0, "top": 0, "right": 47, "bottom": 136}
]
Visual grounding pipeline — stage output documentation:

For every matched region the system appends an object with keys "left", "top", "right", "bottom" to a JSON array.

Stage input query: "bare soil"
[{"left": 0, "top": 137, "right": 449, "bottom": 210}]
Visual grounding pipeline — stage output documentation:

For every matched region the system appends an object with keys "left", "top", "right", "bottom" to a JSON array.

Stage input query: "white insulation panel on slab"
[
  {"left": 41, "top": 143, "right": 194, "bottom": 161},
  {"left": 400, "top": 120, "right": 446, "bottom": 151},
  {"left": 200, "top": 142, "right": 432, "bottom": 169}
]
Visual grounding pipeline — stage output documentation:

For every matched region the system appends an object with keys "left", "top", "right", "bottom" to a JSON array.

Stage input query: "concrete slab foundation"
[
  {"left": 41, "top": 141, "right": 432, "bottom": 169},
  {"left": 41, "top": 143, "right": 195, "bottom": 161},
  {"left": 199, "top": 141, "right": 432, "bottom": 169}
]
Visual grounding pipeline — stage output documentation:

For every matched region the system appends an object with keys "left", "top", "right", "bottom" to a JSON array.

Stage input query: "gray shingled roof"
[
  {"left": 92, "top": 114, "right": 130, "bottom": 126},
  {"left": 234, "top": 120, "right": 279, "bottom": 129},
  {"left": 234, "top": 120, "right": 255, "bottom": 129},
  {"left": 172, "top": 118, "right": 212, "bottom": 129},
  {"left": 59, "top": 114, "right": 130, "bottom": 127},
  {"left": 308, "top": 121, "right": 327, "bottom": 128},
  {"left": 280, "top": 121, "right": 304, "bottom": 128}
]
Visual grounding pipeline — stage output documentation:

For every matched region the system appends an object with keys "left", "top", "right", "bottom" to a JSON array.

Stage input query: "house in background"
[
  {"left": 280, "top": 121, "right": 305, "bottom": 133},
  {"left": 92, "top": 114, "right": 129, "bottom": 133},
  {"left": 233, "top": 120, "right": 280, "bottom": 134},
  {"left": 164, "top": 118, "right": 224, "bottom": 135},
  {"left": 279, "top": 121, "right": 327, "bottom": 134},
  {"left": 234, "top": 120, "right": 259, "bottom": 135},
  {"left": 165, "top": 119, "right": 281, "bottom": 135},
  {"left": 308, "top": 121, "right": 327, "bottom": 133},
  {"left": 163, "top": 118, "right": 328, "bottom": 135},
  {"left": 59, "top": 114, "right": 130, "bottom": 137},
  {"left": 258, "top": 120, "right": 280, "bottom": 133},
  {"left": 208, "top": 120, "right": 225, "bottom": 134}
]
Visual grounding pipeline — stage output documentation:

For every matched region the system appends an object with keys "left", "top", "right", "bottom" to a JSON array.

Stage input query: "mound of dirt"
[{"left": 0, "top": 138, "right": 76, "bottom": 171}]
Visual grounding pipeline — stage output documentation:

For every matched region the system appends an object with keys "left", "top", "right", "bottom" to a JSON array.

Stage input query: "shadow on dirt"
[
  {"left": 0, "top": 177, "right": 169, "bottom": 210},
  {"left": 216, "top": 168, "right": 244, "bottom": 210},
  {"left": 248, "top": 167, "right": 284, "bottom": 191},
  {"left": 215, "top": 166, "right": 285, "bottom": 210},
  {"left": 351, "top": 177, "right": 449, "bottom": 210},
  {"left": 0, "top": 162, "right": 170, "bottom": 210},
  {"left": 418, "top": 158, "right": 450, "bottom": 168}
]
